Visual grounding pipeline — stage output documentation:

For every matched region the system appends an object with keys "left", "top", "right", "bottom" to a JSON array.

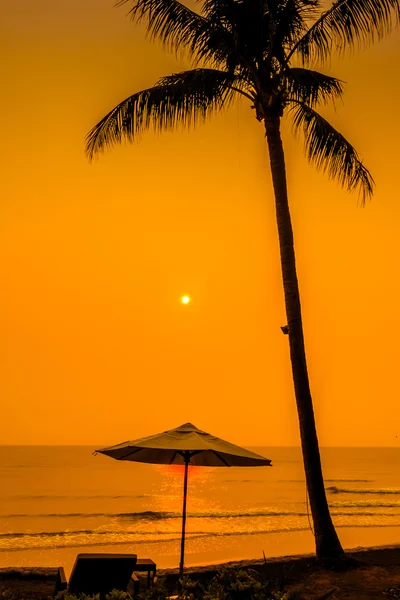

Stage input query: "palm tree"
[{"left": 86, "top": 0, "right": 399, "bottom": 558}]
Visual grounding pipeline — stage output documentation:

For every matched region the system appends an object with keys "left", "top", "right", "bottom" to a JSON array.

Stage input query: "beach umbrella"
[{"left": 96, "top": 422, "right": 271, "bottom": 575}]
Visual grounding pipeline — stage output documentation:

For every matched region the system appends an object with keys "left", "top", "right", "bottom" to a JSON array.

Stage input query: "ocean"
[{"left": 1, "top": 446, "right": 399, "bottom": 574}]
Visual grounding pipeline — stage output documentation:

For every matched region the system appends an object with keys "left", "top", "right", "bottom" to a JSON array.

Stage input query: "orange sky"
[{"left": 1, "top": 0, "right": 400, "bottom": 447}]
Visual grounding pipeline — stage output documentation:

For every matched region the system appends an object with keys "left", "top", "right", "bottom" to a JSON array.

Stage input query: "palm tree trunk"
[{"left": 264, "top": 113, "right": 344, "bottom": 559}]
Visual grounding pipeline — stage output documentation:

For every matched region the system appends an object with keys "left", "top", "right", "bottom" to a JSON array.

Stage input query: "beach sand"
[
  {"left": 162, "top": 544, "right": 400, "bottom": 599},
  {"left": 1, "top": 543, "right": 400, "bottom": 599}
]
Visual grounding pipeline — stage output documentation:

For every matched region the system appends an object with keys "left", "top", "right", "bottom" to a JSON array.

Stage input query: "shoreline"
[
  {"left": 1, "top": 542, "right": 400, "bottom": 580},
  {"left": 1, "top": 543, "right": 400, "bottom": 599},
  {"left": 158, "top": 542, "right": 400, "bottom": 584},
  {"left": 1, "top": 525, "right": 400, "bottom": 574}
]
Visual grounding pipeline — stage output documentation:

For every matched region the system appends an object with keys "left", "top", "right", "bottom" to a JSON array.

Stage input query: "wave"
[
  {"left": 3, "top": 522, "right": 400, "bottom": 553},
  {"left": 3, "top": 511, "right": 400, "bottom": 538},
  {"left": 0, "top": 509, "right": 341, "bottom": 520},
  {"left": 0, "top": 511, "right": 177, "bottom": 520},
  {"left": 327, "top": 486, "right": 400, "bottom": 495},
  {"left": 2, "top": 510, "right": 309, "bottom": 520},
  {"left": 3, "top": 508, "right": 400, "bottom": 521},
  {"left": 0, "top": 527, "right": 310, "bottom": 552},
  {"left": 5, "top": 495, "right": 149, "bottom": 500},
  {"left": 330, "top": 500, "right": 400, "bottom": 508},
  {"left": 223, "top": 480, "right": 264, "bottom": 483},
  {"left": 282, "top": 480, "right": 374, "bottom": 483},
  {"left": 325, "top": 480, "right": 375, "bottom": 483},
  {"left": 0, "top": 529, "right": 185, "bottom": 540}
]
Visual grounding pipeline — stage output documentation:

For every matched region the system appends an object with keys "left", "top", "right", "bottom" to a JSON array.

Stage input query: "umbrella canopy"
[
  {"left": 96, "top": 423, "right": 271, "bottom": 575},
  {"left": 97, "top": 422, "right": 272, "bottom": 467}
]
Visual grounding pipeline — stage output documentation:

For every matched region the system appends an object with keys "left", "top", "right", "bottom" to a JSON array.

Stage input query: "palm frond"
[
  {"left": 286, "top": 68, "right": 344, "bottom": 106},
  {"left": 202, "top": 0, "right": 266, "bottom": 69},
  {"left": 191, "top": 25, "right": 239, "bottom": 69},
  {"left": 290, "top": 0, "right": 400, "bottom": 63},
  {"left": 116, "top": 0, "right": 206, "bottom": 51},
  {"left": 202, "top": 0, "right": 235, "bottom": 28},
  {"left": 86, "top": 69, "right": 238, "bottom": 159},
  {"left": 268, "top": 0, "right": 318, "bottom": 56},
  {"left": 289, "top": 102, "right": 374, "bottom": 202},
  {"left": 116, "top": 0, "right": 233, "bottom": 65}
]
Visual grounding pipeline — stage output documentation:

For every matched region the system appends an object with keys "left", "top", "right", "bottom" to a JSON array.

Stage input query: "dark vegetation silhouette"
[{"left": 86, "top": 0, "right": 400, "bottom": 559}]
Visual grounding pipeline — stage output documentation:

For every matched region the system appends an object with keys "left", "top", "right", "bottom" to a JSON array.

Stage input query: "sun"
[{"left": 181, "top": 295, "right": 190, "bottom": 305}]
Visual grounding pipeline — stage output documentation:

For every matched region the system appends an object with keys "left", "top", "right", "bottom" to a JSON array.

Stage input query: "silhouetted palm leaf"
[
  {"left": 290, "top": 102, "right": 374, "bottom": 202},
  {"left": 291, "top": 0, "right": 400, "bottom": 63},
  {"left": 268, "top": 0, "right": 318, "bottom": 55},
  {"left": 116, "top": 0, "right": 234, "bottom": 66},
  {"left": 86, "top": 69, "right": 238, "bottom": 159},
  {"left": 286, "top": 68, "right": 344, "bottom": 106},
  {"left": 116, "top": 0, "right": 205, "bottom": 49}
]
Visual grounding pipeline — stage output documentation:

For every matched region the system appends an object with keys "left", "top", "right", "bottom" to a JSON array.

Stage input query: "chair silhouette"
[{"left": 57, "top": 553, "right": 140, "bottom": 598}]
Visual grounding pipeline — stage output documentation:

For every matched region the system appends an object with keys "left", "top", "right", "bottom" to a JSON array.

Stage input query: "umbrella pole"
[{"left": 179, "top": 453, "right": 190, "bottom": 577}]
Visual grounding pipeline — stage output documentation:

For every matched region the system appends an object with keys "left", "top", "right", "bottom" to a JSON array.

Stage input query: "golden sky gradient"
[{"left": 2, "top": 0, "right": 400, "bottom": 446}]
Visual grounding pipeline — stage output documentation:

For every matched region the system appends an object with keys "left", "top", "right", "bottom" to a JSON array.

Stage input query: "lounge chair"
[{"left": 56, "top": 553, "right": 156, "bottom": 598}]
